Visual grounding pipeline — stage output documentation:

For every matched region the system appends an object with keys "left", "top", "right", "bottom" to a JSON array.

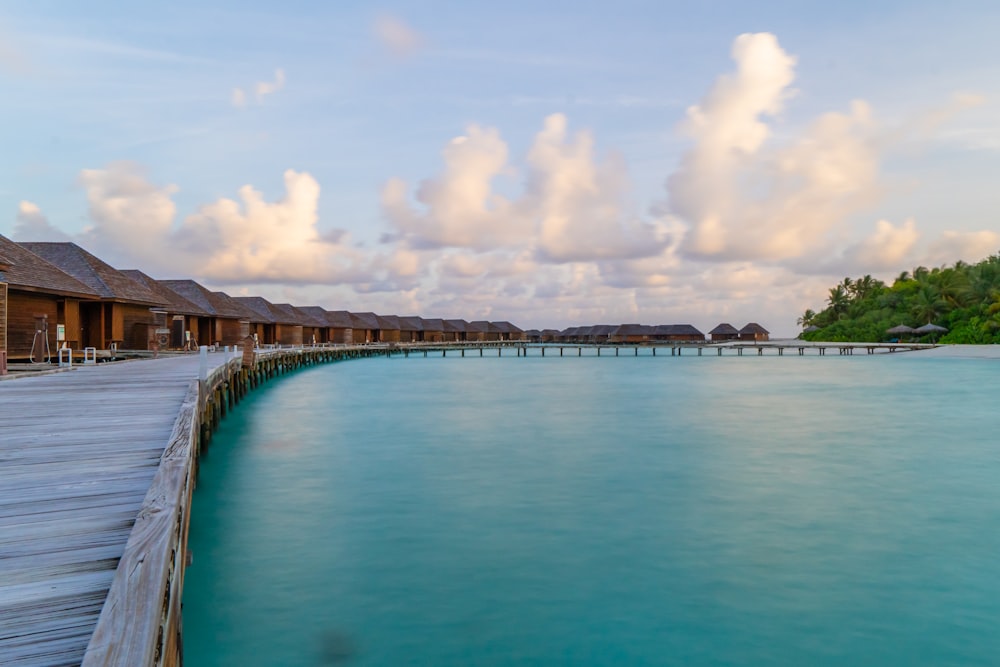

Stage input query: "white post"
[{"left": 199, "top": 345, "right": 208, "bottom": 380}]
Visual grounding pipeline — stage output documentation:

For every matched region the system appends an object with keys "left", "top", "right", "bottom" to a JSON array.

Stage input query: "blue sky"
[{"left": 2, "top": 1, "right": 998, "bottom": 333}]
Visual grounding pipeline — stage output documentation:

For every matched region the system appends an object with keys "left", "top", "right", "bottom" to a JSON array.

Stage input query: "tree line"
[{"left": 798, "top": 253, "right": 1000, "bottom": 343}]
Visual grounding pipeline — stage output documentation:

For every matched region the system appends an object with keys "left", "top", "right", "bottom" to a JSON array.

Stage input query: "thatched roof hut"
[
  {"left": 738, "top": 323, "right": 769, "bottom": 341},
  {"left": 709, "top": 323, "right": 740, "bottom": 342},
  {"left": 652, "top": 324, "right": 705, "bottom": 342}
]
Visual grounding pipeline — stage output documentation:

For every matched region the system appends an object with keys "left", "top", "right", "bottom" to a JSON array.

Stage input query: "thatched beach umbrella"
[
  {"left": 886, "top": 324, "right": 915, "bottom": 342},
  {"left": 914, "top": 323, "right": 948, "bottom": 341},
  {"left": 913, "top": 323, "right": 947, "bottom": 335}
]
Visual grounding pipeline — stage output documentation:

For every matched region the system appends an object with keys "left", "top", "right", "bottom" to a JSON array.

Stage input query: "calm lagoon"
[{"left": 184, "top": 352, "right": 1000, "bottom": 666}]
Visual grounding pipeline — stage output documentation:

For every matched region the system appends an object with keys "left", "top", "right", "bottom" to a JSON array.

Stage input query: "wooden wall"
[
  {"left": 0, "top": 282, "right": 6, "bottom": 353},
  {"left": 276, "top": 324, "right": 303, "bottom": 346},
  {"left": 6, "top": 291, "right": 59, "bottom": 359},
  {"left": 121, "top": 304, "right": 157, "bottom": 349},
  {"left": 216, "top": 319, "right": 247, "bottom": 347},
  {"left": 330, "top": 327, "right": 352, "bottom": 344}
]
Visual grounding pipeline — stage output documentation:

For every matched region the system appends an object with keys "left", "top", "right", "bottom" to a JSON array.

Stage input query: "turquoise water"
[{"left": 184, "top": 353, "right": 1000, "bottom": 666}]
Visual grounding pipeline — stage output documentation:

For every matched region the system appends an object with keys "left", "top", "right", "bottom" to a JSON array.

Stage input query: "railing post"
[{"left": 199, "top": 345, "right": 208, "bottom": 381}]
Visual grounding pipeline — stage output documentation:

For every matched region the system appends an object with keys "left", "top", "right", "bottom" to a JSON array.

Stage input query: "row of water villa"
[
  {"left": 0, "top": 235, "right": 527, "bottom": 361},
  {"left": 0, "top": 235, "right": 769, "bottom": 366},
  {"left": 528, "top": 322, "right": 770, "bottom": 344}
]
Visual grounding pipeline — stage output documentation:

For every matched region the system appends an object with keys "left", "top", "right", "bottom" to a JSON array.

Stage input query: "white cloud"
[
  {"left": 77, "top": 162, "right": 178, "bottom": 268},
  {"left": 847, "top": 218, "right": 920, "bottom": 271},
  {"left": 923, "top": 230, "right": 1000, "bottom": 267},
  {"left": 383, "top": 113, "right": 670, "bottom": 262},
  {"left": 374, "top": 13, "right": 424, "bottom": 59},
  {"left": 0, "top": 29, "right": 29, "bottom": 75},
  {"left": 381, "top": 124, "right": 521, "bottom": 250},
  {"left": 671, "top": 33, "right": 880, "bottom": 262},
  {"left": 73, "top": 163, "right": 368, "bottom": 284},
  {"left": 255, "top": 68, "right": 285, "bottom": 102},
  {"left": 12, "top": 200, "right": 70, "bottom": 241},
  {"left": 229, "top": 69, "right": 285, "bottom": 108},
  {"left": 231, "top": 87, "right": 247, "bottom": 108}
]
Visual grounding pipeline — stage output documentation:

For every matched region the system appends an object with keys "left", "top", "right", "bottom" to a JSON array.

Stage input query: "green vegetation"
[{"left": 799, "top": 254, "right": 1000, "bottom": 343}]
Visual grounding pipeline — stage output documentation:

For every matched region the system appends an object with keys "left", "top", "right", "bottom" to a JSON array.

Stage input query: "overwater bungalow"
[
  {"left": 350, "top": 312, "right": 380, "bottom": 343},
  {"left": 443, "top": 319, "right": 468, "bottom": 342},
  {"left": 398, "top": 316, "right": 424, "bottom": 342},
  {"left": 561, "top": 326, "right": 581, "bottom": 342},
  {"left": 739, "top": 323, "right": 770, "bottom": 342},
  {"left": 540, "top": 328, "right": 560, "bottom": 342},
  {"left": 121, "top": 269, "right": 213, "bottom": 349},
  {"left": 231, "top": 296, "right": 280, "bottom": 346},
  {"left": 156, "top": 280, "right": 250, "bottom": 347},
  {"left": 21, "top": 242, "right": 167, "bottom": 350},
  {"left": 612, "top": 324, "right": 651, "bottom": 343},
  {"left": 524, "top": 329, "right": 542, "bottom": 343},
  {"left": 234, "top": 298, "right": 301, "bottom": 346},
  {"left": 324, "top": 310, "right": 354, "bottom": 344},
  {"left": 0, "top": 235, "right": 100, "bottom": 359},
  {"left": 466, "top": 321, "right": 490, "bottom": 342},
  {"left": 590, "top": 324, "right": 617, "bottom": 343},
  {"left": 492, "top": 321, "right": 524, "bottom": 341},
  {"left": 709, "top": 323, "right": 740, "bottom": 342},
  {"left": 271, "top": 303, "right": 311, "bottom": 346},
  {"left": 421, "top": 318, "right": 445, "bottom": 342},
  {"left": 651, "top": 324, "right": 705, "bottom": 342},
  {"left": 298, "top": 306, "right": 334, "bottom": 344},
  {"left": 377, "top": 315, "right": 402, "bottom": 343}
]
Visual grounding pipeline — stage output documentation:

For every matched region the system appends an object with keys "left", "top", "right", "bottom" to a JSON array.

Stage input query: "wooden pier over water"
[{"left": 0, "top": 339, "right": 936, "bottom": 666}]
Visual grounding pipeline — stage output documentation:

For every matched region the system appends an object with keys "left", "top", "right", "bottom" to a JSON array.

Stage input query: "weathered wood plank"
[
  {"left": 81, "top": 381, "right": 199, "bottom": 667},
  {"left": 0, "top": 353, "right": 237, "bottom": 667}
]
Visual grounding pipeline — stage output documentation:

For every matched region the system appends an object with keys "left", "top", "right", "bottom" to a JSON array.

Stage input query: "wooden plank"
[
  {"left": 0, "top": 353, "right": 238, "bottom": 667},
  {"left": 81, "top": 381, "right": 199, "bottom": 667}
]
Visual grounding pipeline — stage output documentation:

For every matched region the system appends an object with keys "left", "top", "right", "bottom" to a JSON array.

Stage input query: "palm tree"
[
  {"left": 827, "top": 285, "right": 850, "bottom": 318},
  {"left": 797, "top": 309, "right": 817, "bottom": 328},
  {"left": 911, "top": 285, "right": 946, "bottom": 324}
]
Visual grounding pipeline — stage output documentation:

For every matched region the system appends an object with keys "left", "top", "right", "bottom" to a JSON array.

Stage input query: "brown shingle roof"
[
  {"left": 377, "top": 315, "right": 400, "bottom": 331},
  {"left": 325, "top": 310, "right": 354, "bottom": 328},
  {"left": 709, "top": 323, "right": 740, "bottom": 335},
  {"left": 350, "top": 312, "right": 380, "bottom": 330},
  {"left": 19, "top": 241, "right": 163, "bottom": 304},
  {"left": 120, "top": 270, "right": 211, "bottom": 316},
  {"left": 0, "top": 235, "right": 99, "bottom": 298},
  {"left": 298, "top": 306, "right": 336, "bottom": 328},
  {"left": 231, "top": 296, "right": 298, "bottom": 323},
  {"left": 739, "top": 322, "right": 769, "bottom": 335},
  {"left": 421, "top": 318, "right": 444, "bottom": 332},
  {"left": 158, "top": 280, "right": 244, "bottom": 318},
  {"left": 399, "top": 316, "right": 424, "bottom": 331}
]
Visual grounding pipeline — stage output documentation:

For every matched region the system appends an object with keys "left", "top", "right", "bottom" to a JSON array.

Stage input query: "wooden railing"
[{"left": 82, "top": 357, "right": 241, "bottom": 666}]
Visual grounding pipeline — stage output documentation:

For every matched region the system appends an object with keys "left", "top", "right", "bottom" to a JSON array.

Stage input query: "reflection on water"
[{"left": 185, "top": 355, "right": 1000, "bottom": 666}]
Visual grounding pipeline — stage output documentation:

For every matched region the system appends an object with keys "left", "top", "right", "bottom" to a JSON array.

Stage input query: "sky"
[{"left": 2, "top": 1, "right": 999, "bottom": 335}]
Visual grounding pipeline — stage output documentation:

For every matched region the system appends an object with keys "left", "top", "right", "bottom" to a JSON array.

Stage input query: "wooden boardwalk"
[
  {"left": 0, "top": 340, "right": 939, "bottom": 666},
  {"left": 0, "top": 353, "right": 236, "bottom": 667}
]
